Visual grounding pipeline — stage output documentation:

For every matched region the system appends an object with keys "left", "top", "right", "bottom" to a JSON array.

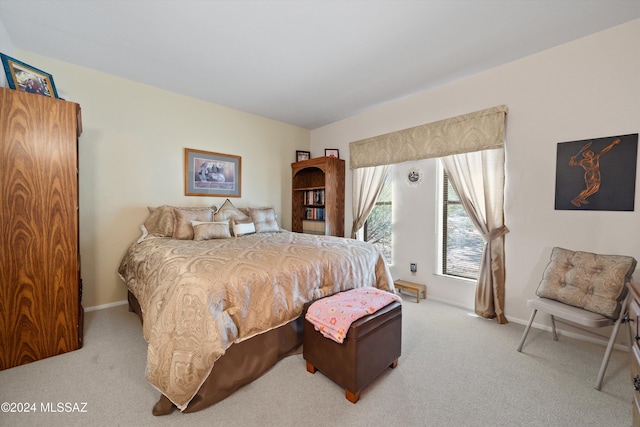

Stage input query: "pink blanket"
[{"left": 305, "top": 287, "right": 401, "bottom": 343}]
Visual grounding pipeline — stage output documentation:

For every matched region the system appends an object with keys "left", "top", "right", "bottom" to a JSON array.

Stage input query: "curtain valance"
[{"left": 349, "top": 105, "right": 507, "bottom": 169}]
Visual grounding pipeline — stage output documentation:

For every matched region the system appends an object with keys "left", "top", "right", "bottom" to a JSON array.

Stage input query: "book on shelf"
[
  {"left": 304, "top": 207, "right": 324, "bottom": 220},
  {"left": 304, "top": 189, "right": 325, "bottom": 205}
]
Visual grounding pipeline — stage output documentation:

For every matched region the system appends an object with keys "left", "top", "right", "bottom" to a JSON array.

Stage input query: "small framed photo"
[
  {"left": 185, "top": 148, "right": 242, "bottom": 197},
  {"left": 1, "top": 53, "right": 58, "bottom": 98},
  {"left": 325, "top": 149, "right": 339, "bottom": 159},
  {"left": 296, "top": 150, "right": 311, "bottom": 162}
]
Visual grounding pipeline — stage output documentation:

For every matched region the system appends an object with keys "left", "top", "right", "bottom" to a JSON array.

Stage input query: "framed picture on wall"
[
  {"left": 554, "top": 133, "right": 637, "bottom": 210},
  {"left": 296, "top": 150, "right": 310, "bottom": 162},
  {"left": 325, "top": 149, "right": 339, "bottom": 158},
  {"left": 185, "top": 148, "right": 242, "bottom": 197},
  {"left": 0, "top": 53, "right": 59, "bottom": 98}
]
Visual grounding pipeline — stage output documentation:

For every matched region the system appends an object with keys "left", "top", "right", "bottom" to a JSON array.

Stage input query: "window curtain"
[
  {"left": 351, "top": 165, "right": 389, "bottom": 238},
  {"left": 440, "top": 148, "right": 509, "bottom": 324},
  {"left": 348, "top": 105, "right": 508, "bottom": 323}
]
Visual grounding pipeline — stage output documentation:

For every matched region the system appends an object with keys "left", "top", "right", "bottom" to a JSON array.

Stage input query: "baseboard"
[{"left": 84, "top": 299, "right": 128, "bottom": 312}]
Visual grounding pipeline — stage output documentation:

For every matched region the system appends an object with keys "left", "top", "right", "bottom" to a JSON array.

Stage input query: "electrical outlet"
[{"left": 410, "top": 263, "right": 417, "bottom": 273}]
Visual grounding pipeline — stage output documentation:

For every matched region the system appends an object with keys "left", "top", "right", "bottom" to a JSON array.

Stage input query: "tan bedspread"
[{"left": 118, "top": 231, "right": 393, "bottom": 410}]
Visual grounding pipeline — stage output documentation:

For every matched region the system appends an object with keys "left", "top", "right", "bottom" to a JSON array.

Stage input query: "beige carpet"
[{"left": 0, "top": 296, "right": 632, "bottom": 426}]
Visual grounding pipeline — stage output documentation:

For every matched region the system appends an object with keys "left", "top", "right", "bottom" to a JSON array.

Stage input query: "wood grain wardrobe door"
[{"left": 0, "top": 88, "right": 82, "bottom": 370}]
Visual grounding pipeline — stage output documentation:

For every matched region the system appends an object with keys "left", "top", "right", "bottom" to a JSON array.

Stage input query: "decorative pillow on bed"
[
  {"left": 173, "top": 208, "right": 214, "bottom": 240},
  {"left": 192, "top": 220, "right": 231, "bottom": 240},
  {"left": 536, "top": 247, "right": 636, "bottom": 319},
  {"left": 144, "top": 205, "right": 179, "bottom": 238},
  {"left": 248, "top": 206, "right": 280, "bottom": 233},
  {"left": 143, "top": 205, "right": 216, "bottom": 239},
  {"left": 214, "top": 199, "right": 250, "bottom": 223},
  {"left": 231, "top": 218, "right": 256, "bottom": 237}
]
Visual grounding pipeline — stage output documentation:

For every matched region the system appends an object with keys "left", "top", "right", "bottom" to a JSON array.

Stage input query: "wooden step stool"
[{"left": 394, "top": 280, "right": 426, "bottom": 303}]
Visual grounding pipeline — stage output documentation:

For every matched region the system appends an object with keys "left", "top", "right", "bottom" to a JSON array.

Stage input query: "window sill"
[{"left": 436, "top": 273, "right": 477, "bottom": 284}]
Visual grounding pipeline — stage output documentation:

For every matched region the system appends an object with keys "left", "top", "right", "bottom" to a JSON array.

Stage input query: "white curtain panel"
[
  {"left": 351, "top": 165, "right": 389, "bottom": 238},
  {"left": 441, "top": 148, "right": 508, "bottom": 323}
]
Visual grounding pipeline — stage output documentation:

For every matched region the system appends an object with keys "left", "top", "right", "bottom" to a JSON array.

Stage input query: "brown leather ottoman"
[{"left": 303, "top": 300, "right": 402, "bottom": 403}]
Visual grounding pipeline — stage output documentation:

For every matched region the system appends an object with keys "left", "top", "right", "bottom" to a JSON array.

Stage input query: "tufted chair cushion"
[{"left": 536, "top": 247, "right": 636, "bottom": 319}]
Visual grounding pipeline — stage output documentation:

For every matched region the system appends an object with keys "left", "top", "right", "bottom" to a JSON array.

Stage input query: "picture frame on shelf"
[
  {"left": 325, "top": 149, "right": 339, "bottom": 158},
  {"left": 0, "top": 53, "right": 58, "bottom": 98},
  {"left": 185, "top": 148, "right": 242, "bottom": 197},
  {"left": 296, "top": 150, "right": 311, "bottom": 162}
]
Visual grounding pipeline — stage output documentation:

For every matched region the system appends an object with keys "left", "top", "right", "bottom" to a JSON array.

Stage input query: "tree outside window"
[
  {"left": 364, "top": 170, "right": 392, "bottom": 263},
  {"left": 442, "top": 171, "right": 483, "bottom": 279}
]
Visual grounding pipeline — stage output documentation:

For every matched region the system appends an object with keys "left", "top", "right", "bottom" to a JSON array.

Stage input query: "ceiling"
[{"left": 1, "top": 1, "right": 639, "bottom": 129}]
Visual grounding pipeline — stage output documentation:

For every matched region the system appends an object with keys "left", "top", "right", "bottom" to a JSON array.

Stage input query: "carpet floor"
[{"left": 0, "top": 296, "right": 632, "bottom": 426}]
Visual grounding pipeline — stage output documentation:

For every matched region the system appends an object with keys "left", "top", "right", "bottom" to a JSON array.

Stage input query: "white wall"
[
  {"left": 13, "top": 51, "right": 310, "bottom": 309},
  {"left": 311, "top": 19, "right": 640, "bottom": 327},
  {"left": 0, "top": 20, "right": 14, "bottom": 87}
]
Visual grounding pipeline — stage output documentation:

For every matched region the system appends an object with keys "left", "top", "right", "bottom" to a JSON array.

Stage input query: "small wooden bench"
[{"left": 394, "top": 280, "right": 426, "bottom": 303}]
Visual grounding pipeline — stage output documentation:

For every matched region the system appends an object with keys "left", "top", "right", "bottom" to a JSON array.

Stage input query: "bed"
[{"left": 117, "top": 201, "right": 394, "bottom": 414}]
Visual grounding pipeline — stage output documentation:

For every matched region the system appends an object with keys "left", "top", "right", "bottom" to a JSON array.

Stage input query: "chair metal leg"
[
  {"left": 550, "top": 315, "right": 558, "bottom": 341},
  {"left": 517, "top": 309, "right": 538, "bottom": 352},
  {"left": 594, "top": 293, "right": 631, "bottom": 390},
  {"left": 594, "top": 315, "right": 623, "bottom": 390}
]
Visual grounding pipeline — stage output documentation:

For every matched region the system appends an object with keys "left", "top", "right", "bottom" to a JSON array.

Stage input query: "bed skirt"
[{"left": 127, "top": 291, "right": 304, "bottom": 414}]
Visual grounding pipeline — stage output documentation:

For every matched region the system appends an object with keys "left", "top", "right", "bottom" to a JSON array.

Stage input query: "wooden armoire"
[{"left": 0, "top": 87, "right": 84, "bottom": 370}]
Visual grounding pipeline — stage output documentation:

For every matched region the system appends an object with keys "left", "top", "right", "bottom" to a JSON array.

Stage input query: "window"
[
  {"left": 441, "top": 170, "right": 483, "bottom": 279},
  {"left": 364, "top": 170, "right": 392, "bottom": 263}
]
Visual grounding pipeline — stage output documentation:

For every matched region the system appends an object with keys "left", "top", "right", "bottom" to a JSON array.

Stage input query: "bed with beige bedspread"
[{"left": 118, "top": 210, "right": 393, "bottom": 412}]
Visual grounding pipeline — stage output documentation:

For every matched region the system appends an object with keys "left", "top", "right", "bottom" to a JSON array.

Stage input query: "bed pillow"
[
  {"left": 248, "top": 206, "right": 280, "bottom": 233},
  {"left": 143, "top": 205, "right": 216, "bottom": 239},
  {"left": 144, "top": 205, "right": 179, "bottom": 238},
  {"left": 214, "top": 199, "right": 250, "bottom": 234},
  {"left": 232, "top": 218, "right": 256, "bottom": 237},
  {"left": 192, "top": 220, "right": 231, "bottom": 240},
  {"left": 214, "top": 199, "right": 250, "bottom": 222},
  {"left": 173, "top": 208, "right": 214, "bottom": 240}
]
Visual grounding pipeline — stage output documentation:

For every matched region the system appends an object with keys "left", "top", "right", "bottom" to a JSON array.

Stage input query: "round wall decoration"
[{"left": 406, "top": 167, "right": 423, "bottom": 186}]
